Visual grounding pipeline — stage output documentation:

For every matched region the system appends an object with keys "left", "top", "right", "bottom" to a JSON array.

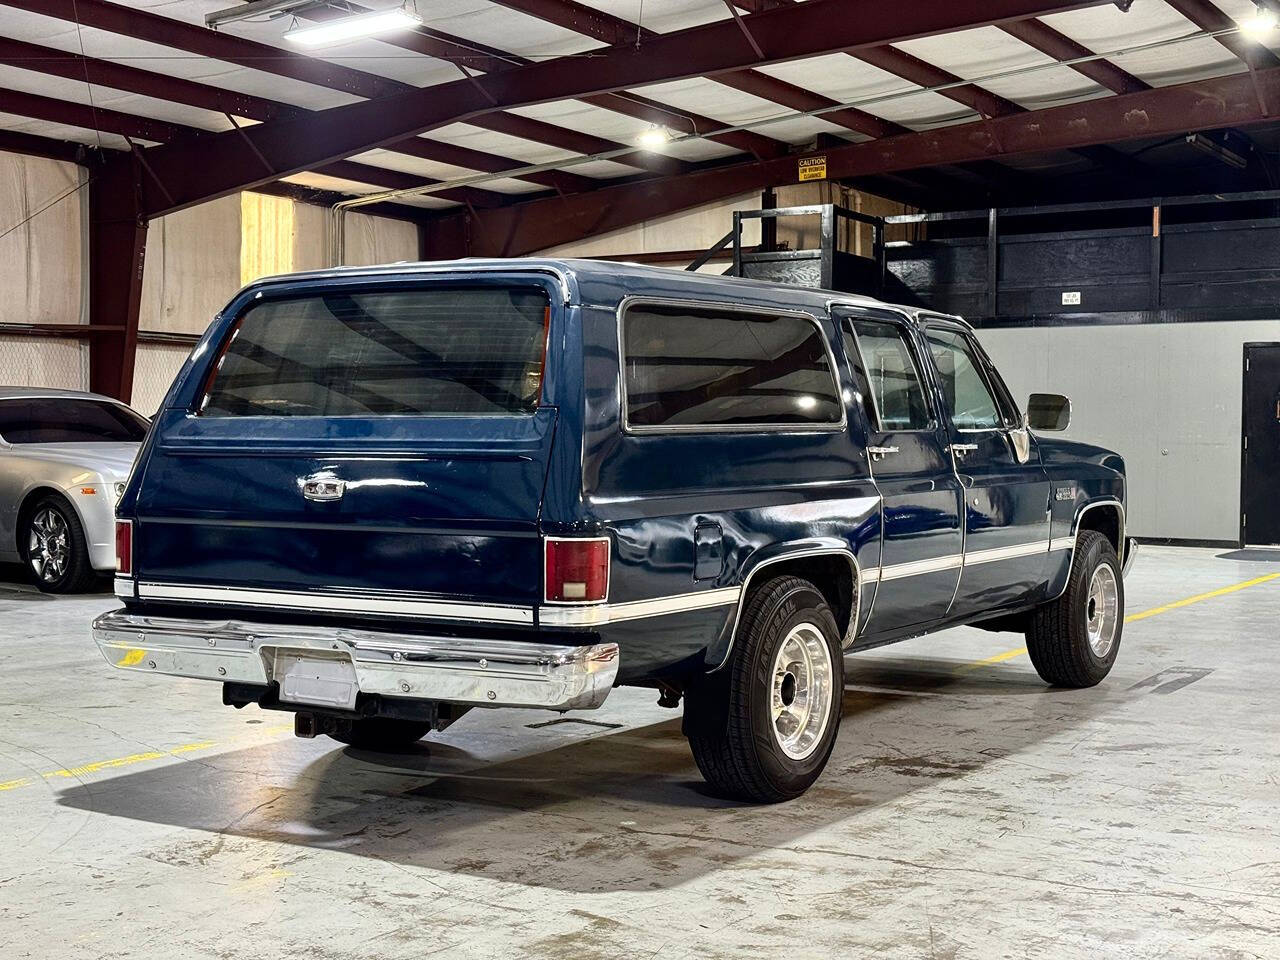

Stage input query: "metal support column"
[{"left": 88, "top": 156, "right": 147, "bottom": 402}]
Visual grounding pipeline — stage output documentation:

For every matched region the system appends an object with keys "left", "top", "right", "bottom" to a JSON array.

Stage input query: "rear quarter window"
[
  {"left": 200, "top": 286, "right": 550, "bottom": 417},
  {"left": 621, "top": 303, "right": 843, "bottom": 431}
]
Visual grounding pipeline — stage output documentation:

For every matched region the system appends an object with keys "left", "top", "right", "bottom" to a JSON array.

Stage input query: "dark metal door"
[{"left": 1241, "top": 343, "right": 1280, "bottom": 546}]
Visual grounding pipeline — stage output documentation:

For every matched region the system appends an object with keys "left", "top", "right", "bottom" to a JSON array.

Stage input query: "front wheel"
[
  {"left": 684, "top": 576, "right": 844, "bottom": 803},
  {"left": 24, "top": 496, "right": 97, "bottom": 594},
  {"left": 1025, "top": 530, "right": 1123, "bottom": 687}
]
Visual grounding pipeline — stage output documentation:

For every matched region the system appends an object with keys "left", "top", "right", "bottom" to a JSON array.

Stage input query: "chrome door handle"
[
  {"left": 867, "top": 445, "right": 899, "bottom": 462},
  {"left": 948, "top": 443, "right": 978, "bottom": 458}
]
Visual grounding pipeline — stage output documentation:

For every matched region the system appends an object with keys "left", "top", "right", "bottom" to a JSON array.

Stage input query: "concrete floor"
[{"left": 1, "top": 547, "right": 1278, "bottom": 959}]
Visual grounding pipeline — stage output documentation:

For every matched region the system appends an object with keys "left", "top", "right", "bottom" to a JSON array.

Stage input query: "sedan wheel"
[
  {"left": 23, "top": 497, "right": 97, "bottom": 594},
  {"left": 29, "top": 506, "right": 71, "bottom": 584}
]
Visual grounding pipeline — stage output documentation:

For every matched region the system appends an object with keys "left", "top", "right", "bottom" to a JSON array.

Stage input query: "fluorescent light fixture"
[
  {"left": 283, "top": 7, "right": 423, "bottom": 46},
  {"left": 637, "top": 125, "right": 672, "bottom": 149},
  {"left": 1239, "top": 4, "right": 1278, "bottom": 41},
  {"left": 1185, "top": 133, "right": 1248, "bottom": 170}
]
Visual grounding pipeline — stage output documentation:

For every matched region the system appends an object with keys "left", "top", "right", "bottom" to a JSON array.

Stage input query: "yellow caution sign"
[{"left": 798, "top": 155, "right": 827, "bottom": 182}]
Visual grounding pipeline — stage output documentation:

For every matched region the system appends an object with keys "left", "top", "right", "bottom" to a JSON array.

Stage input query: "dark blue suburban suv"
[{"left": 95, "top": 259, "right": 1135, "bottom": 802}]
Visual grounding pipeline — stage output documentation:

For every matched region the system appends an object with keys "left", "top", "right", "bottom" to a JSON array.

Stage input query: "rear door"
[
  {"left": 837, "top": 309, "right": 963, "bottom": 633},
  {"left": 920, "top": 321, "right": 1051, "bottom": 616},
  {"left": 133, "top": 278, "right": 560, "bottom": 624}
]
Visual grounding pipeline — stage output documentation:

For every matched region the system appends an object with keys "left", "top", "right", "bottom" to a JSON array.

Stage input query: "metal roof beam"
[
  {"left": 117, "top": 0, "right": 1105, "bottom": 216},
  {"left": 419, "top": 66, "right": 1280, "bottom": 257}
]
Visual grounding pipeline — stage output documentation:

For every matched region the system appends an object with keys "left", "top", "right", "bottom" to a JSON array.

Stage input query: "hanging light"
[
  {"left": 283, "top": 6, "right": 423, "bottom": 46},
  {"left": 637, "top": 125, "right": 672, "bottom": 149},
  {"left": 1239, "top": 3, "right": 1278, "bottom": 42}
]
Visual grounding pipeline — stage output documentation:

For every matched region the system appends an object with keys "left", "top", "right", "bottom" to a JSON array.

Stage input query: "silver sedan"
[{"left": 0, "top": 387, "right": 148, "bottom": 593}]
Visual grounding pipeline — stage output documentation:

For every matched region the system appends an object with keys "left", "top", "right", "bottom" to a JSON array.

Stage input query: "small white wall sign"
[{"left": 1061, "top": 291, "right": 1082, "bottom": 306}]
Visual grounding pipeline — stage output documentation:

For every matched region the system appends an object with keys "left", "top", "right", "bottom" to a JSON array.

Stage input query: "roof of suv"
[{"left": 243, "top": 257, "right": 939, "bottom": 322}]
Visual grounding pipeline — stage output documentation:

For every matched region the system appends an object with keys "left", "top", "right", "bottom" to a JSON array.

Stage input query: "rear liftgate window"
[
  {"left": 201, "top": 287, "right": 550, "bottom": 416},
  {"left": 623, "top": 305, "right": 842, "bottom": 429}
]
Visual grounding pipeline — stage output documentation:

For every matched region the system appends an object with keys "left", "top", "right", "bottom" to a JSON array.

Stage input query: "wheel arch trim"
[
  {"left": 710, "top": 541, "right": 863, "bottom": 673},
  {"left": 1049, "top": 498, "right": 1126, "bottom": 602}
]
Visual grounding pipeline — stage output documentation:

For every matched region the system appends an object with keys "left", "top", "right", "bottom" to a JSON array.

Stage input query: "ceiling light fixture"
[
  {"left": 637, "top": 125, "right": 672, "bottom": 149},
  {"left": 283, "top": 6, "right": 423, "bottom": 46},
  {"left": 1239, "top": 3, "right": 1278, "bottom": 41}
]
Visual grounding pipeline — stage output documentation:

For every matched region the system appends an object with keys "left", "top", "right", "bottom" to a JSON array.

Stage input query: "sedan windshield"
[{"left": 0, "top": 397, "right": 149, "bottom": 444}]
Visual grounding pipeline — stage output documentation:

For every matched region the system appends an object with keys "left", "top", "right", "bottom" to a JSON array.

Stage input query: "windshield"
[
  {"left": 199, "top": 286, "right": 551, "bottom": 417},
  {"left": 0, "top": 397, "right": 149, "bottom": 444}
]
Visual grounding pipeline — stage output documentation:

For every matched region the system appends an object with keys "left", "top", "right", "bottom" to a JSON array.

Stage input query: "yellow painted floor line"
[
  {"left": 0, "top": 722, "right": 293, "bottom": 795},
  {"left": 963, "top": 571, "right": 1280, "bottom": 671}
]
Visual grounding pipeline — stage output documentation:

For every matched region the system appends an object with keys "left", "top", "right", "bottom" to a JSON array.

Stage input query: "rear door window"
[
  {"left": 0, "top": 398, "right": 148, "bottom": 443},
  {"left": 621, "top": 303, "right": 842, "bottom": 430},
  {"left": 201, "top": 287, "right": 550, "bottom": 417},
  {"left": 844, "top": 319, "right": 932, "bottom": 431}
]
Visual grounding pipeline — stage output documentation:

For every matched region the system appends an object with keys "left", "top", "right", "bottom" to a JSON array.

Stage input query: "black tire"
[
  {"left": 1025, "top": 530, "right": 1123, "bottom": 688},
  {"left": 684, "top": 576, "right": 844, "bottom": 803},
  {"left": 23, "top": 495, "right": 97, "bottom": 594},
  {"left": 328, "top": 718, "right": 431, "bottom": 750}
]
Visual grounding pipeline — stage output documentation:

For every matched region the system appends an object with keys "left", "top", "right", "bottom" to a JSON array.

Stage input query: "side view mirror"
[{"left": 1027, "top": 393, "right": 1071, "bottom": 431}]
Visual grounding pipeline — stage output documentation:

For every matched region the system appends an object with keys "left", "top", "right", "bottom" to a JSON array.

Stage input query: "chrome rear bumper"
[{"left": 92, "top": 610, "right": 619, "bottom": 712}]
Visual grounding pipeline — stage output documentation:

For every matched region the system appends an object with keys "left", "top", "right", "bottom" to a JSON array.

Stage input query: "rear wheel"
[
  {"left": 684, "top": 576, "right": 843, "bottom": 803},
  {"left": 1025, "top": 530, "right": 1123, "bottom": 687},
  {"left": 24, "top": 496, "right": 97, "bottom": 594},
  {"left": 327, "top": 718, "right": 431, "bottom": 750}
]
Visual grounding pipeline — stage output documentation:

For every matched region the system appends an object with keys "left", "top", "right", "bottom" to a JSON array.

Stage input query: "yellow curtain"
[{"left": 240, "top": 192, "right": 296, "bottom": 285}]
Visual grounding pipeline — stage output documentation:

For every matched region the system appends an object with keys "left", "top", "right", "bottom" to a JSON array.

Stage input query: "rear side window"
[
  {"left": 0, "top": 398, "right": 148, "bottom": 443},
  {"left": 201, "top": 287, "right": 550, "bottom": 417},
  {"left": 622, "top": 304, "right": 842, "bottom": 430}
]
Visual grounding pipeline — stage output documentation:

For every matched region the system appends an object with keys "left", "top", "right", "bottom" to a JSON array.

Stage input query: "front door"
[
  {"left": 920, "top": 322, "right": 1051, "bottom": 616},
  {"left": 838, "top": 309, "right": 963, "bottom": 634},
  {"left": 1242, "top": 343, "right": 1280, "bottom": 546}
]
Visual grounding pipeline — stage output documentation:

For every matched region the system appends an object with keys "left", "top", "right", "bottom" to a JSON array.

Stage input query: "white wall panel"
[
  {"left": 978, "top": 321, "right": 1280, "bottom": 542},
  {"left": 130, "top": 342, "right": 193, "bottom": 417},
  {"left": 139, "top": 194, "right": 241, "bottom": 336},
  {"left": 0, "top": 152, "right": 84, "bottom": 326}
]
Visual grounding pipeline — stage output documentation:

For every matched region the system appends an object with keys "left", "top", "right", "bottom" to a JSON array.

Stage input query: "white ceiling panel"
[
  {"left": 421, "top": 121, "right": 578, "bottom": 164},
  {"left": 0, "top": 64, "right": 235, "bottom": 133},
  {"left": 0, "top": 8, "right": 363, "bottom": 111},
  {"left": 1112, "top": 36, "right": 1245, "bottom": 86},
  {"left": 566, "top": 158, "right": 644, "bottom": 178},
  {"left": 573, "top": 0, "right": 730, "bottom": 34},
  {"left": 416, "top": 0, "right": 603, "bottom": 59},
  {"left": 467, "top": 176, "right": 546, "bottom": 194},
  {"left": 0, "top": 113, "right": 134, "bottom": 150},
  {"left": 1041, "top": 0, "right": 1204, "bottom": 49},
  {"left": 756, "top": 53, "right": 965, "bottom": 130},
  {"left": 894, "top": 26, "right": 1057, "bottom": 81},
  {"left": 508, "top": 99, "right": 652, "bottom": 143},
  {"left": 127, "top": 0, "right": 458, "bottom": 88},
  {"left": 350, "top": 147, "right": 480, "bottom": 181},
  {"left": 282, "top": 171, "right": 460, "bottom": 208},
  {"left": 653, "top": 137, "right": 740, "bottom": 162},
  {"left": 626, "top": 76, "right": 848, "bottom": 145},
  {"left": 976, "top": 65, "right": 1109, "bottom": 111}
]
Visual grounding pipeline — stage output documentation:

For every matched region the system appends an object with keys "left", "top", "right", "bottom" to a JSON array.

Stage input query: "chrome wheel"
[
  {"left": 769, "top": 622, "right": 834, "bottom": 761},
  {"left": 1085, "top": 563, "right": 1120, "bottom": 658},
  {"left": 28, "top": 507, "right": 70, "bottom": 584}
]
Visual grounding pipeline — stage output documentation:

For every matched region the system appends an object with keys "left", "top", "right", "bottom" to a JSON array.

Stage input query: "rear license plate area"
[{"left": 274, "top": 651, "right": 359, "bottom": 711}]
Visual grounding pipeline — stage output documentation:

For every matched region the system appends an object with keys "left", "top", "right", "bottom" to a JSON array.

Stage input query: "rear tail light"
[
  {"left": 545, "top": 537, "right": 609, "bottom": 603},
  {"left": 115, "top": 520, "right": 133, "bottom": 576}
]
